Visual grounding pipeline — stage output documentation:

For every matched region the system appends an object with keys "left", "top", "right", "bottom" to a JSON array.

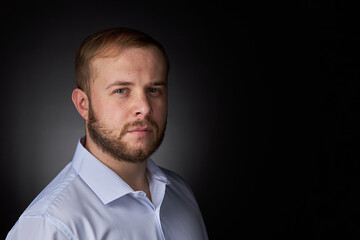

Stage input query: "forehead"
[
  {"left": 90, "top": 46, "right": 167, "bottom": 85},
  {"left": 93, "top": 45, "right": 166, "bottom": 67}
]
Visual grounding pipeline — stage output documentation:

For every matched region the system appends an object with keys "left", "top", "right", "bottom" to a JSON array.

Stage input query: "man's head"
[
  {"left": 72, "top": 27, "right": 169, "bottom": 163},
  {"left": 75, "top": 27, "right": 169, "bottom": 96}
]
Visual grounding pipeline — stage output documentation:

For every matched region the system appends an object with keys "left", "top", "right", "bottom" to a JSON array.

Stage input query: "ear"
[{"left": 72, "top": 88, "right": 90, "bottom": 121}]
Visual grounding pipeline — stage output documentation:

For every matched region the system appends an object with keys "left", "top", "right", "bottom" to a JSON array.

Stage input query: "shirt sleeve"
[{"left": 6, "top": 215, "right": 72, "bottom": 240}]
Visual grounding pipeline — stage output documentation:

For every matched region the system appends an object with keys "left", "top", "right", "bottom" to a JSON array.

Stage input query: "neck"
[{"left": 84, "top": 135, "right": 150, "bottom": 197}]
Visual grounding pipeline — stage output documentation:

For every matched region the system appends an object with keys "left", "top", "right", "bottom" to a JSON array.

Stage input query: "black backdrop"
[{"left": 1, "top": 1, "right": 360, "bottom": 239}]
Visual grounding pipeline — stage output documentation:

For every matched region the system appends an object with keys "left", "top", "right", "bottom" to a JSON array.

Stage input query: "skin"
[{"left": 72, "top": 46, "right": 168, "bottom": 201}]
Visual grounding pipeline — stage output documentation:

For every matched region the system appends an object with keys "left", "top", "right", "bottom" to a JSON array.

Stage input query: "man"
[{"left": 6, "top": 27, "right": 208, "bottom": 239}]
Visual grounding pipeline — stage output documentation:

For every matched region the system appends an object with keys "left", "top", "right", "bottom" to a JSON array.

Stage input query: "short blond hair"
[{"left": 75, "top": 27, "right": 169, "bottom": 94}]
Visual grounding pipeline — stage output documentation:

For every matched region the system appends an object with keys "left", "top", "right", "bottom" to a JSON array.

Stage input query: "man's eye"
[
  {"left": 115, "top": 89, "right": 128, "bottom": 94},
  {"left": 149, "top": 88, "right": 158, "bottom": 93},
  {"left": 148, "top": 88, "right": 163, "bottom": 95}
]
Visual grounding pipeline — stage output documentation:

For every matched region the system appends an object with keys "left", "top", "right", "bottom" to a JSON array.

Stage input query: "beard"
[{"left": 87, "top": 103, "right": 166, "bottom": 163}]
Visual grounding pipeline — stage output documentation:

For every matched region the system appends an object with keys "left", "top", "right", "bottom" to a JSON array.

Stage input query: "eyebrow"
[
  {"left": 149, "top": 81, "right": 167, "bottom": 87},
  {"left": 105, "top": 81, "right": 133, "bottom": 90},
  {"left": 105, "top": 80, "right": 167, "bottom": 90}
]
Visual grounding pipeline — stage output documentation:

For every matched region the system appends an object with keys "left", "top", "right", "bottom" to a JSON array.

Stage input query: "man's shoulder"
[
  {"left": 160, "top": 167, "right": 187, "bottom": 185},
  {"left": 21, "top": 163, "right": 80, "bottom": 218},
  {"left": 159, "top": 166, "right": 205, "bottom": 228},
  {"left": 159, "top": 167, "right": 197, "bottom": 200}
]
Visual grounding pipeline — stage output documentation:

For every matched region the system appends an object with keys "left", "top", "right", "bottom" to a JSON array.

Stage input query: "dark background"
[{"left": 1, "top": 1, "right": 360, "bottom": 239}]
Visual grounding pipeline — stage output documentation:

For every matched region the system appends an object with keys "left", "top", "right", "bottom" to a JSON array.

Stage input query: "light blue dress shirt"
[{"left": 6, "top": 138, "right": 208, "bottom": 240}]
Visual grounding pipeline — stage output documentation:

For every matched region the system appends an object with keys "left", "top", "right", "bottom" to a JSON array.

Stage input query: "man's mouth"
[
  {"left": 126, "top": 127, "right": 153, "bottom": 137},
  {"left": 128, "top": 127, "right": 152, "bottom": 132}
]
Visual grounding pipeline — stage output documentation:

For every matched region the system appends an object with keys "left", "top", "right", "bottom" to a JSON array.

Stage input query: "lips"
[
  {"left": 125, "top": 126, "right": 154, "bottom": 138},
  {"left": 127, "top": 127, "right": 152, "bottom": 133}
]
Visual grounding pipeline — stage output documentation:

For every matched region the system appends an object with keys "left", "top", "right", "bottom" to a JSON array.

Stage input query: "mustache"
[{"left": 121, "top": 118, "right": 159, "bottom": 135}]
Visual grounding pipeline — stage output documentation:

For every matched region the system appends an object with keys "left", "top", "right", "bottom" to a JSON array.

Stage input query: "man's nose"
[{"left": 133, "top": 92, "right": 152, "bottom": 118}]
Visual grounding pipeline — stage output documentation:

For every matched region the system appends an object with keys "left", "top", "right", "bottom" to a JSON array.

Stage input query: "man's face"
[{"left": 86, "top": 46, "right": 168, "bottom": 163}]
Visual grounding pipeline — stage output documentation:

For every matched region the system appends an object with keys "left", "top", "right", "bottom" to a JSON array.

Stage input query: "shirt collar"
[{"left": 71, "top": 137, "right": 170, "bottom": 204}]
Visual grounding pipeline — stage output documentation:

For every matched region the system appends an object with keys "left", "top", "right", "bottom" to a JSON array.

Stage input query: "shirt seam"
[
  {"left": 47, "top": 175, "right": 79, "bottom": 214},
  {"left": 21, "top": 173, "right": 78, "bottom": 239},
  {"left": 44, "top": 213, "right": 75, "bottom": 240},
  {"left": 24, "top": 169, "right": 79, "bottom": 218}
]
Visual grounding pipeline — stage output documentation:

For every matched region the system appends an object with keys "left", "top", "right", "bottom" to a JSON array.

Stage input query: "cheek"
[
  {"left": 153, "top": 102, "right": 167, "bottom": 127},
  {"left": 92, "top": 98, "right": 129, "bottom": 127},
  {"left": 106, "top": 109, "right": 129, "bottom": 128}
]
